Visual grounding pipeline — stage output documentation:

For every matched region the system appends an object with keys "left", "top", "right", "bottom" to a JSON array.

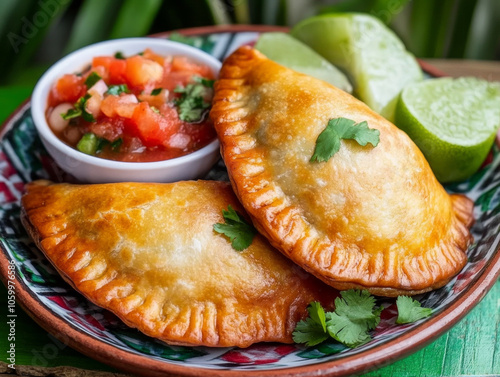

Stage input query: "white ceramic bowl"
[{"left": 31, "top": 38, "right": 221, "bottom": 183}]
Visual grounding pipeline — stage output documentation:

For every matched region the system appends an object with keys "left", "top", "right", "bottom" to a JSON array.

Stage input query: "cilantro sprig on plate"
[
  {"left": 294, "top": 290, "right": 432, "bottom": 348},
  {"left": 213, "top": 205, "right": 256, "bottom": 251},
  {"left": 396, "top": 296, "right": 433, "bottom": 324},
  {"left": 311, "top": 117, "right": 380, "bottom": 162}
]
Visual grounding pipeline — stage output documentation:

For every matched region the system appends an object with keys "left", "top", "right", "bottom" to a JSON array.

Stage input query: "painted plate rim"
[{"left": 0, "top": 25, "right": 499, "bottom": 377}]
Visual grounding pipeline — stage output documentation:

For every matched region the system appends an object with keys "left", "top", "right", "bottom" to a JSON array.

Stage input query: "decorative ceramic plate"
[{"left": 1, "top": 26, "right": 500, "bottom": 377}]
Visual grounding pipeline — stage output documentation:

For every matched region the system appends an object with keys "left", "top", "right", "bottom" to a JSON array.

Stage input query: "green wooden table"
[{"left": 0, "top": 85, "right": 499, "bottom": 377}]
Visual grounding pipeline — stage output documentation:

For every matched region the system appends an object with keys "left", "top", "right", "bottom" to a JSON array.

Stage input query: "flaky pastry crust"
[
  {"left": 21, "top": 180, "right": 336, "bottom": 347},
  {"left": 210, "top": 46, "right": 474, "bottom": 297}
]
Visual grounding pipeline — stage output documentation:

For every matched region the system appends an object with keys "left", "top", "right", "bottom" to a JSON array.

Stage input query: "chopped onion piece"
[
  {"left": 88, "top": 79, "right": 108, "bottom": 97},
  {"left": 101, "top": 94, "right": 138, "bottom": 118},
  {"left": 49, "top": 103, "right": 73, "bottom": 132},
  {"left": 85, "top": 94, "right": 102, "bottom": 119},
  {"left": 167, "top": 133, "right": 190, "bottom": 149}
]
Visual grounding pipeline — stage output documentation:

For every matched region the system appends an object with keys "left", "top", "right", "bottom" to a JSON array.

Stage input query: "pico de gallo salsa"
[{"left": 46, "top": 49, "right": 217, "bottom": 162}]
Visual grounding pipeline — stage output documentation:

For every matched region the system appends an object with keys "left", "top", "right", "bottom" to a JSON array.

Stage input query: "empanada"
[
  {"left": 21, "top": 180, "right": 335, "bottom": 347},
  {"left": 210, "top": 46, "right": 474, "bottom": 297}
]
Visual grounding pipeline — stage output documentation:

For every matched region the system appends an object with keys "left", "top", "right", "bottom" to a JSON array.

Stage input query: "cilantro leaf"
[
  {"left": 325, "top": 290, "right": 380, "bottom": 348},
  {"left": 213, "top": 205, "right": 256, "bottom": 251},
  {"left": 85, "top": 72, "right": 102, "bottom": 88},
  {"left": 396, "top": 296, "right": 432, "bottom": 324},
  {"left": 114, "top": 51, "right": 125, "bottom": 59},
  {"left": 294, "top": 292, "right": 432, "bottom": 348},
  {"left": 95, "top": 137, "right": 109, "bottom": 153},
  {"left": 310, "top": 117, "right": 380, "bottom": 162},
  {"left": 308, "top": 301, "right": 327, "bottom": 332},
  {"left": 61, "top": 108, "right": 81, "bottom": 120},
  {"left": 111, "top": 138, "right": 123, "bottom": 152},
  {"left": 326, "top": 312, "right": 372, "bottom": 347},
  {"left": 292, "top": 302, "right": 329, "bottom": 346},
  {"left": 151, "top": 88, "right": 162, "bottom": 96},
  {"left": 61, "top": 94, "right": 95, "bottom": 122},
  {"left": 79, "top": 94, "right": 96, "bottom": 122},
  {"left": 174, "top": 81, "right": 211, "bottom": 122},
  {"left": 193, "top": 75, "right": 215, "bottom": 88},
  {"left": 293, "top": 319, "right": 329, "bottom": 346},
  {"left": 106, "top": 84, "right": 129, "bottom": 96}
]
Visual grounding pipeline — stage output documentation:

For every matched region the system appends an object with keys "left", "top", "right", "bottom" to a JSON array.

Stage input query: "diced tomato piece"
[
  {"left": 162, "top": 71, "right": 193, "bottom": 91},
  {"left": 84, "top": 66, "right": 108, "bottom": 83},
  {"left": 125, "top": 55, "right": 163, "bottom": 88},
  {"left": 158, "top": 103, "right": 180, "bottom": 119},
  {"left": 92, "top": 56, "right": 113, "bottom": 68},
  {"left": 89, "top": 118, "right": 125, "bottom": 141},
  {"left": 85, "top": 93, "right": 103, "bottom": 119},
  {"left": 171, "top": 56, "right": 214, "bottom": 79},
  {"left": 143, "top": 48, "right": 166, "bottom": 66},
  {"left": 109, "top": 59, "right": 127, "bottom": 84},
  {"left": 92, "top": 56, "right": 127, "bottom": 84},
  {"left": 100, "top": 94, "right": 138, "bottom": 118},
  {"left": 182, "top": 120, "right": 216, "bottom": 148},
  {"left": 138, "top": 89, "right": 169, "bottom": 108},
  {"left": 143, "top": 49, "right": 173, "bottom": 77},
  {"left": 49, "top": 74, "right": 86, "bottom": 105},
  {"left": 87, "top": 79, "right": 108, "bottom": 97},
  {"left": 129, "top": 102, "right": 180, "bottom": 147}
]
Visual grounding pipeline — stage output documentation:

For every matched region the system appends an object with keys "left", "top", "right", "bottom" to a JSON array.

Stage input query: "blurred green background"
[{"left": 0, "top": 0, "right": 499, "bottom": 86}]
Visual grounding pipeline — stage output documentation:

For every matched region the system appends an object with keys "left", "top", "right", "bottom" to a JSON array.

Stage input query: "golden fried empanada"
[
  {"left": 21, "top": 180, "right": 336, "bottom": 347},
  {"left": 210, "top": 46, "right": 474, "bottom": 297}
]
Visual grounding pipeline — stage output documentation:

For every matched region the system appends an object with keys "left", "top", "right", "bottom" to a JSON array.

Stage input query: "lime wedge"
[
  {"left": 395, "top": 77, "right": 500, "bottom": 183},
  {"left": 254, "top": 32, "right": 352, "bottom": 93},
  {"left": 292, "top": 13, "right": 422, "bottom": 121}
]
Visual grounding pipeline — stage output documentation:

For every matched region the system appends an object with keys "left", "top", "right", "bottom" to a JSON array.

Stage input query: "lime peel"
[
  {"left": 254, "top": 32, "right": 352, "bottom": 93},
  {"left": 395, "top": 77, "right": 500, "bottom": 183},
  {"left": 291, "top": 13, "right": 422, "bottom": 121}
]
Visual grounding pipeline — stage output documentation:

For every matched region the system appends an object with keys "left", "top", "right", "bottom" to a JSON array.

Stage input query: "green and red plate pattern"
[{"left": 0, "top": 29, "right": 499, "bottom": 376}]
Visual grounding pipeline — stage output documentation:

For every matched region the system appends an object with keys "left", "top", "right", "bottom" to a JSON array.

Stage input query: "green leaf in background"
[
  {"left": 109, "top": 0, "right": 162, "bottom": 39},
  {"left": 10, "top": 0, "right": 70, "bottom": 81},
  {"left": 0, "top": 0, "right": 19, "bottom": 39},
  {"left": 447, "top": 0, "right": 478, "bottom": 58},
  {"left": 466, "top": 0, "right": 500, "bottom": 60},
  {"left": 408, "top": 0, "right": 459, "bottom": 58},
  {"left": 231, "top": 0, "right": 250, "bottom": 24},
  {"left": 0, "top": 0, "right": 34, "bottom": 65},
  {"left": 64, "top": 0, "right": 122, "bottom": 54},
  {"left": 0, "top": 0, "right": 499, "bottom": 87},
  {"left": 205, "top": 0, "right": 232, "bottom": 24},
  {"left": 152, "top": 0, "right": 224, "bottom": 32},
  {"left": 0, "top": 0, "right": 51, "bottom": 84},
  {"left": 248, "top": 0, "right": 287, "bottom": 25}
]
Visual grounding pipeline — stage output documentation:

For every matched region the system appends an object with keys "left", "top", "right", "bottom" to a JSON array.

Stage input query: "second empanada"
[
  {"left": 21, "top": 180, "right": 336, "bottom": 347},
  {"left": 210, "top": 46, "right": 474, "bottom": 297}
]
